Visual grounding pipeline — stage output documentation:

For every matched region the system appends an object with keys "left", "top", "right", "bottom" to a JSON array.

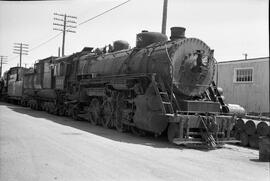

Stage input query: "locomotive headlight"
[
  {"left": 188, "top": 50, "right": 212, "bottom": 73},
  {"left": 201, "top": 56, "right": 209, "bottom": 66}
]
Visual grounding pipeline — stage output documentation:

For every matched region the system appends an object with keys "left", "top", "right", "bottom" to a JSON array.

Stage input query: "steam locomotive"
[{"left": 1, "top": 27, "right": 244, "bottom": 147}]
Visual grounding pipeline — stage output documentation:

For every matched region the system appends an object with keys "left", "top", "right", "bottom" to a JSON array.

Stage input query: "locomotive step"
[
  {"left": 77, "top": 113, "right": 89, "bottom": 120},
  {"left": 188, "top": 132, "right": 225, "bottom": 136},
  {"left": 172, "top": 138, "right": 204, "bottom": 145},
  {"left": 162, "top": 101, "right": 172, "bottom": 104},
  {"left": 161, "top": 98, "right": 170, "bottom": 102}
]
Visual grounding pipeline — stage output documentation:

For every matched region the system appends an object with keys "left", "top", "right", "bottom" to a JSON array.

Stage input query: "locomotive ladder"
[
  {"left": 207, "top": 81, "right": 229, "bottom": 113},
  {"left": 152, "top": 78, "right": 174, "bottom": 115}
]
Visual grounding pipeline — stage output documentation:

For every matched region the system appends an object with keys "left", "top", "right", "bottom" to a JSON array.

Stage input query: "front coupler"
[{"left": 167, "top": 114, "right": 240, "bottom": 148}]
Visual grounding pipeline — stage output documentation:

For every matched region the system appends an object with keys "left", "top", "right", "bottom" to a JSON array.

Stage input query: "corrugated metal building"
[{"left": 216, "top": 57, "right": 269, "bottom": 114}]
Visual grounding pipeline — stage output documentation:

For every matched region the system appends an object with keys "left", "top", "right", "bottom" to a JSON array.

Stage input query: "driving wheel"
[
  {"left": 167, "top": 123, "right": 180, "bottom": 143},
  {"left": 89, "top": 98, "right": 101, "bottom": 125},
  {"left": 102, "top": 100, "right": 114, "bottom": 128}
]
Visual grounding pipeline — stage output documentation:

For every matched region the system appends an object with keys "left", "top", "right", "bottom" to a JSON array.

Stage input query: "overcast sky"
[{"left": 0, "top": 0, "right": 269, "bottom": 73}]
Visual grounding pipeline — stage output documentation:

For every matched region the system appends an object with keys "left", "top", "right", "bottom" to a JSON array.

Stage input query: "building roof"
[{"left": 218, "top": 57, "right": 269, "bottom": 64}]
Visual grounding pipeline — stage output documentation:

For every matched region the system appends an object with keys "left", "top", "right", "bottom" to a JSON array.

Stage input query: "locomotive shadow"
[
  {"left": 3, "top": 102, "right": 188, "bottom": 150},
  {"left": 3, "top": 102, "right": 218, "bottom": 151}
]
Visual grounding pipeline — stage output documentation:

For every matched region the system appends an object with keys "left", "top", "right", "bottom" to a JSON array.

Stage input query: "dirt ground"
[{"left": 0, "top": 102, "right": 269, "bottom": 181}]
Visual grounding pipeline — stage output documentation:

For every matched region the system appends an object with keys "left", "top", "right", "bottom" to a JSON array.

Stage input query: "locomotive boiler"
[
  {"left": 79, "top": 28, "right": 215, "bottom": 97},
  {"left": 69, "top": 27, "right": 239, "bottom": 147}
]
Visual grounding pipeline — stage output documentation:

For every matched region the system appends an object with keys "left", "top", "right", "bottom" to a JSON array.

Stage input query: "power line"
[
  {"left": 6, "top": 0, "right": 131, "bottom": 61},
  {"left": 78, "top": 0, "right": 131, "bottom": 26},
  {"left": 29, "top": 32, "right": 62, "bottom": 52}
]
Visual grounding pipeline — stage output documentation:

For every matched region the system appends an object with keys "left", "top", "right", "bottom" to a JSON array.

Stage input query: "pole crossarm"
[
  {"left": 66, "top": 20, "right": 76, "bottom": 24},
  {"left": 13, "top": 43, "right": 29, "bottom": 67},
  {"left": 54, "top": 13, "right": 65, "bottom": 16},
  {"left": 66, "top": 25, "right": 77, "bottom": 28},
  {"left": 14, "top": 43, "right": 28, "bottom": 46},
  {"left": 13, "top": 48, "right": 28, "bottom": 52},
  {"left": 66, "top": 30, "right": 76, "bottom": 33},
  {"left": 66, "top": 15, "right": 77, "bottom": 19},
  {"left": 53, "top": 23, "right": 64, "bottom": 27},
  {"left": 53, "top": 12, "right": 77, "bottom": 56},
  {"left": 13, "top": 46, "right": 29, "bottom": 49},
  {"left": 53, "top": 28, "right": 64, "bottom": 32},
  {"left": 54, "top": 18, "right": 64, "bottom": 21}
]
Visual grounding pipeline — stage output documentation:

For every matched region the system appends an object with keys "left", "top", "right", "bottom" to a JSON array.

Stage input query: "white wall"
[{"left": 215, "top": 57, "right": 269, "bottom": 113}]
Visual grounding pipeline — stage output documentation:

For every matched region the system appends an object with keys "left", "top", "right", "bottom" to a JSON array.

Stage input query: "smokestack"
[
  {"left": 161, "top": 0, "right": 168, "bottom": 34},
  {"left": 170, "top": 27, "right": 186, "bottom": 40}
]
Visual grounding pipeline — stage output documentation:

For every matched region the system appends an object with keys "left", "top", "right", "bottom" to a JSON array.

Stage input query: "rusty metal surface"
[
  {"left": 133, "top": 94, "right": 169, "bottom": 134},
  {"left": 78, "top": 37, "right": 215, "bottom": 97},
  {"left": 168, "top": 114, "right": 235, "bottom": 129},
  {"left": 73, "top": 36, "right": 217, "bottom": 134},
  {"left": 178, "top": 100, "right": 220, "bottom": 113},
  {"left": 170, "top": 38, "right": 215, "bottom": 96}
]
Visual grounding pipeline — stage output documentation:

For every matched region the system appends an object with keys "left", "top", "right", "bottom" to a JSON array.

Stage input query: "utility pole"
[
  {"left": 13, "top": 43, "right": 29, "bottom": 67},
  {"left": 0, "top": 55, "right": 8, "bottom": 77},
  {"left": 53, "top": 13, "right": 77, "bottom": 56},
  {"left": 161, "top": 0, "right": 168, "bottom": 34},
  {"left": 58, "top": 47, "right": 61, "bottom": 57}
]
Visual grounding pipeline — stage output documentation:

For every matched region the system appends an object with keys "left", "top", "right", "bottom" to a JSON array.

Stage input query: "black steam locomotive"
[{"left": 1, "top": 27, "right": 244, "bottom": 147}]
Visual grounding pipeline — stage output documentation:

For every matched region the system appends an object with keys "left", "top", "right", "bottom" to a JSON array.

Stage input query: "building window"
[{"left": 234, "top": 68, "right": 253, "bottom": 83}]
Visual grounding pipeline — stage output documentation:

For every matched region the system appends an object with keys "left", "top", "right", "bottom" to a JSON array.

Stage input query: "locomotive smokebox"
[{"left": 170, "top": 27, "right": 186, "bottom": 40}]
